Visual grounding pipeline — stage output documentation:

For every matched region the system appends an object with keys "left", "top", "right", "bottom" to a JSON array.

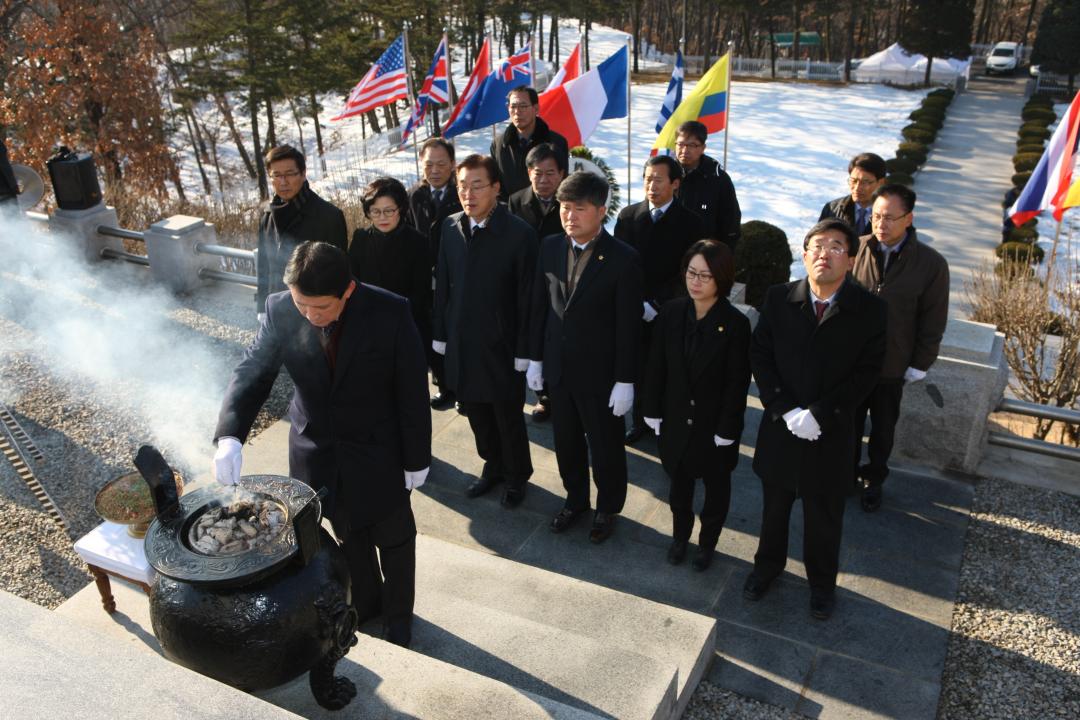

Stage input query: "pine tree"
[
  {"left": 900, "top": 0, "right": 976, "bottom": 86},
  {"left": 1031, "top": 0, "right": 1080, "bottom": 94}
]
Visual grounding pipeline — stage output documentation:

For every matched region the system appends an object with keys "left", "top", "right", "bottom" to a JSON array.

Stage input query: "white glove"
[
  {"left": 642, "top": 302, "right": 658, "bottom": 322},
  {"left": 405, "top": 467, "right": 429, "bottom": 490},
  {"left": 514, "top": 357, "right": 529, "bottom": 372},
  {"left": 608, "top": 382, "right": 634, "bottom": 417},
  {"left": 904, "top": 366, "right": 927, "bottom": 383},
  {"left": 257, "top": 312, "right": 266, "bottom": 324},
  {"left": 715, "top": 436, "right": 734, "bottom": 447},
  {"left": 213, "top": 437, "right": 243, "bottom": 486},
  {"left": 526, "top": 361, "right": 544, "bottom": 392},
  {"left": 644, "top": 417, "right": 662, "bottom": 435},
  {"left": 432, "top": 340, "right": 447, "bottom": 355},
  {"left": 783, "top": 408, "right": 821, "bottom": 441}
]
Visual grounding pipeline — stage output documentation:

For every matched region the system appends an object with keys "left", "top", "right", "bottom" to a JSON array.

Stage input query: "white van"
[{"left": 986, "top": 42, "right": 1020, "bottom": 75}]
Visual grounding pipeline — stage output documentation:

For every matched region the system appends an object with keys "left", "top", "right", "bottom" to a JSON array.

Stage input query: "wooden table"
[{"left": 73, "top": 522, "right": 155, "bottom": 613}]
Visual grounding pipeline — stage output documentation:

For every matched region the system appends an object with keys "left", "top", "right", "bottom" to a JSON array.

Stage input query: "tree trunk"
[
  {"left": 264, "top": 96, "right": 277, "bottom": 152},
  {"left": 249, "top": 92, "right": 267, "bottom": 199},
  {"left": 183, "top": 109, "right": 212, "bottom": 195},
  {"left": 793, "top": 0, "right": 802, "bottom": 75},
  {"left": 549, "top": 13, "right": 558, "bottom": 62},
  {"left": 844, "top": 0, "right": 856, "bottom": 82},
  {"left": 1022, "top": 0, "right": 1039, "bottom": 44},
  {"left": 366, "top": 109, "right": 381, "bottom": 134},
  {"left": 631, "top": 1, "right": 641, "bottom": 73},
  {"left": 287, "top": 97, "right": 306, "bottom": 157},
  {"left": 768, "top": 17, "right": 777, "bottom": 79},
  {"left": 215, "top": 92, "right": 256, "bottom": 179},
  {"left": 309, "top": 91, "right": 325, "bottom": 160},
  {"left": 924, "top": 56, "right": 933, "bottom": 87}
]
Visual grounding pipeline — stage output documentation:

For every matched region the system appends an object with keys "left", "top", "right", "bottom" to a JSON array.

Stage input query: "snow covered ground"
[{"left": 172, "top": 18, "right": 927, "bottom": 278}]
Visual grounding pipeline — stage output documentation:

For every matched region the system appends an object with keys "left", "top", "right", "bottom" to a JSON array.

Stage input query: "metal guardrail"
[
  {"left": 198, "top": 268, "right": 256, "bottom": 286},
  {"left": 194, "top": 242, "right": 255, "bottom": 262},
  {"left": 988, "top": 398, "right": 1080, "bottom": 462},
  {"left": 98, "top": 224, "right": 145, "bottom": 242},
  {"left": 100, "top": 247, "right": 150, "bottom": 266}
]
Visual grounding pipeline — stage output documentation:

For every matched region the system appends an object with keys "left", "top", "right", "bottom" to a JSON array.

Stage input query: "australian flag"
[
  {"left": 444, "top": 43, "right": 533, "bottom": 139},
  {"left": 655, "top": 50, "right": 684, "bottom": 133},
  {"left": 401, "top": 35, "right": 453, "bottom": 147}
]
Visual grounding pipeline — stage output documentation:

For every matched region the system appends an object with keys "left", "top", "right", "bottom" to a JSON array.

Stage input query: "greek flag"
[{"left": 655, "top": 50, "right": 684, "bottom": 134}]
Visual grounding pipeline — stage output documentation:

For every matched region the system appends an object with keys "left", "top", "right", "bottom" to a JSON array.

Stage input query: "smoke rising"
[{"left": 0, "top": 207, "right": 252, "bottom": 474}]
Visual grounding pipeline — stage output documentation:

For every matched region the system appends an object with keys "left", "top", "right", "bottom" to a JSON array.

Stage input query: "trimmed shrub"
[
  {"left": 909, "top": 111, "right": 944, "bottom": 130},
  {"left": 898, "top": 141, "right": 929, "bottom": 156},
  {"left": 1013, "top": 152, "right": 1043, "bottom": 172},
  {"left": 734, "top": 221, "right": 793, "bottom": 309},
  {"left": 902, "top": 126, "right": 935, "bottom": 144},
  {"left": 1011, "top": 171, "right": 1033, "bottom": 190},
  {"left": 1018, "top": 125, "right": 1052, "bottom": 142},
  {"left": 921, "top": 95, "right": 951, "bottom": 110},
  {"left": 897, "top": 147, "right": 928, "bottom": 166},
  {"left": 886, "top": 172, "right": 914, "bottom": 186},
  {"left": 1021, "top": 106, "right": 1057, "bottom": 124},
  {"left": 996, "top": 240, "right": 1044, "bottom": 263},
  {"left": 1025, "top": 93, "right": 1055, "bottom": 108},
  {"left": 928, "top": 88, "right": 955, "bottom": 100},
  {"left": 1016, "top": 141, "right": 1045, "bottom": 155},
  {"left": 886, "top": 156, "right": 919, "bottom": 175}
]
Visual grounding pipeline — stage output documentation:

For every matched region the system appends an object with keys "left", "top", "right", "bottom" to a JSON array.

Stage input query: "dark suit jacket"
[
  {"left": 529, "top": 230, "right": 643, "bottom": 394},
  {"left": 490, "top": 117, "right": 570, "bottom": 200},
  {"left": 215, "top": 285, "right": 431, "bottom": 529},
  {"left": 614, "top": 200, "right": 704, "bottom": 310},
  {"left": 508, "top": 186, "right": 564, "bottom": 240},
  {"left": 433, "top": 204, "right": 537, "bottom": 402},
  {"left": 677, "top": 154, "right": 741, "bottom": 249},
  {"left": 750, "top": 278, "right": 886, "bottom": 496},
  {"left": 819, "top": 195, "right": 871, "bottom": 237},
  {"left": 642, "top": 297, "right": 752, "bottom": 477},
  {"left": 256, "top": 184, "right": 348, "bottom": 311},
  {"left": 407, "top": 180, "right": 462, "bottom": 266}
]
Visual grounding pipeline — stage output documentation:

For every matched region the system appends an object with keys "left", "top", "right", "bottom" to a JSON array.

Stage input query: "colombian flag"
[{"left": 651, "top": 53, "right": 730, "bottom": 156}]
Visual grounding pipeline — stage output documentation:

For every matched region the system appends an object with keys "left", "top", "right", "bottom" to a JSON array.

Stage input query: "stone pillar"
[
  {"left": 48, "top": 203, "right": 123, "bottom": 264},
  {"left": 143, "top": 215, "right": 219, "bottom": 295},
  {"left": 892, "top": 319, "right": 1009, "bottom": 474}
]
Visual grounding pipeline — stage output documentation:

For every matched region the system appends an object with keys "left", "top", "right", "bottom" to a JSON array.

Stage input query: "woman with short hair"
[{"left": 642, "top": 239, "right": 752, "bottom": 571}]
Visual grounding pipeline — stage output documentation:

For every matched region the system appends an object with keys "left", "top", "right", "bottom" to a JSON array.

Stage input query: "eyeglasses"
[
  {"left": 270, "top": 170, "right": 302, "bottom": 180},
  {"left": 847, "top": 176, "right": 878, "bottom": 188},
  {"left": 872, "top": 211, "right": 910, "bottom": 224},
  {"left": 458, "top": 183, "right": 493, "bottom": 195},
  {"left": 806, "top": 244, "right": 848, "bottom": 257},
  {"left": 508, "top": 103, "right": 535, "bottom": 111},
  {"left": 675, "top": 141, "right": 703, "bottom": 150},
  {"left": 685, "top": 269, "right": 715, "bottom": 283},
  {"left": 368, "top": 207, "right": 399, "bottom": 218}
]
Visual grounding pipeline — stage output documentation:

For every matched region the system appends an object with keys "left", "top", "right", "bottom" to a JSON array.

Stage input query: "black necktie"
[
  {"left": 572, "top": 245, "right": 584, "bottom": 261},
  {"left": 814, "top": 301, "right": 828, "bottom": 323}
]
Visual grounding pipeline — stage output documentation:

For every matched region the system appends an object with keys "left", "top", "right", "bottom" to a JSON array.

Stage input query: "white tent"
[{"left": 853, "top": 42, "right": 968, "bottom": 86}]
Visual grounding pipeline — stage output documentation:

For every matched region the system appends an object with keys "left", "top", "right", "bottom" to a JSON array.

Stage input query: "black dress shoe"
[
  {"left": 861, "top": 484, "right": 883, "bottom": 513},
  {"left": 429, "top": 391, "right": 456, "bottom": 410},
  {"left": 742, "top": 571, "right": 774, "bottom": 601},
  {"left": 691, "top": 546, "right": 714, "bottom": 572},
  {"left": 531, "top": 403, "right": 550, "bottom": 422},
  {"left": 550, "top": 506, "right": 588, "bottom": 533},
  {"left": 455, "top": 402, "right": 467, "bottom": 416},
  {"left": 500, "top": 485, "right": 526, "bottom": 508},
  {"left": 810, "top": 591, "right": 836, "bottom": 620},
  {"left": 667, "top": 539, "right": 688, "bottom": 565},
  {"left": 465, "top": 475, "right": 501, "bottom": 498},
  {"left": 624, "top": 426, "right": 646, "bottom": 445},
  {"left": 589, "top": 512, "right": 616, "bottom": 544}
]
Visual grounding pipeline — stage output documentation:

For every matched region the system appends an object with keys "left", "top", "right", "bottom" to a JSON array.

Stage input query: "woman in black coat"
[
  {"left": 642, "top": 239, "right": 752, "bottom": 571},
  {"left": 348, "top": 177, "right": 432, "bottom": 344}
]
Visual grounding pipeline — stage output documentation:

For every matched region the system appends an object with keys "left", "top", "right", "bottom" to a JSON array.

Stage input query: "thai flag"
[
  {"left": 1009, "top": 89, "right": 1080, "bottom": 225},
  {"left": 537, "top": 46, "right": 628, "bottom": 149},
  {"left": 655, "top": 50, "right": 684, "bottom": 133},
  {"left": 332, "top": 35, "right": 408, "bottom": 121},
  {"left": 400, "top": 36, "right": 453, "bottom": 148},
  {"left": 441, "top": 37, "right": 491, "bottom": 135}
]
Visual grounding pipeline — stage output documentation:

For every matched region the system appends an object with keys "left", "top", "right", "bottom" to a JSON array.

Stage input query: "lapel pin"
[
  {"left": 717, "top": 325, "right": 724, "bottom": 332},
  {"left": 598, "top": 255, "right": 604, "bottom": 261}
]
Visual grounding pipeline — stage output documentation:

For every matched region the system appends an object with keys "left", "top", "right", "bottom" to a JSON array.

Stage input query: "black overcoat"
[
  {"left": 490, "top": 117, "right": 570, "bottom": 199},
  {"left": 529, "top": 230, "right": 643, "bottom": 395},
  {"left": 215, "top": 285, "right": 431, "bottom": 529},
  {"left": 407, "top": 180, "right": 463, "bottom": 267},
  {"left": 432, "top": 204, "right": 537, "bottom": 402},
  {"left": 508, "top": 186, "right": 564, "bottom": 240},
  {"left": 677, "top": 154, "right": 741, "bottom": 249},
  {"left": 750, "top": 278, "right": 887, "bottom": 496},
  {"left": 613, "top": 200, "right": 704, "bottom": 310},
  {"left": 348, "top": 223, "right": 431, "bottom": 340},
  {"left": 642, "top": 296, "right": 752, "bottom": 477}
]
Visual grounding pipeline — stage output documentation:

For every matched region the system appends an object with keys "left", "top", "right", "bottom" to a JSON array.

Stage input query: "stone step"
[
  {"left": 55, "top": 577, "right": 603, "bottom": 720},
  {"left": 2, "top": 589, "right": 301, "bottom": 720},
  {"left": 413, "top": 534, "right": 717, "bottom": 719}
]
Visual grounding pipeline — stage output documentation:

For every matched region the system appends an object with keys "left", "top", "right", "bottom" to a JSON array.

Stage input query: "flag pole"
[
  {"left": 722, "top": 39, "right": 733, "bottom": 170},
  {"left": 626, "top": 34, "right": 632, "bottom": 208},
  {"left": 403, "top": 23, "right": 421, "bottom": 180},
  {"left": 489, "top": 29, "right": 497, "bottom": 147}
]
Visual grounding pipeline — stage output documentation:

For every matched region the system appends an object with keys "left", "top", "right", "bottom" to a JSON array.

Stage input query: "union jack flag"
[
  {"left": 400, "top": 35, "right": 454, "bottom": 147},
  {"left": 333, "top": 35, "right": 408, "bottom": 121},
  {"left": 499, "top": 42, "right": 532, "bottom": 83}
]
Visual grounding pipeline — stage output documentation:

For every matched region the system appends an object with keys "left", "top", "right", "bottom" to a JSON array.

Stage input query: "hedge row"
[
  {"left": 1001, "top": 93, "right": 1059, "bottom": 261},
  {"left": 886, "top": 88, "right": 955, "bottom": 188}
]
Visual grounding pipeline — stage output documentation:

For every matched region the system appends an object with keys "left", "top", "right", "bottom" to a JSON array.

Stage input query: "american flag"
[
  {"left": 400, "top": 35, "right": 453, "bottom": 147},
  {"left": 332, "top": 35, "right": 408, "bottom": 121}
]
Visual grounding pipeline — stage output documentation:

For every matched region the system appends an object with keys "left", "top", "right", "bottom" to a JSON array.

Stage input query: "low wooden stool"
[{"left": 73, "top": 522, "right": 155, "bottom": 613}]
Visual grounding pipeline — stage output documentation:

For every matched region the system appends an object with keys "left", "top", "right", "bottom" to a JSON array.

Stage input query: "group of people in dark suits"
[{"left": 212, "top": 100, "right": 948, "bottom": 648}]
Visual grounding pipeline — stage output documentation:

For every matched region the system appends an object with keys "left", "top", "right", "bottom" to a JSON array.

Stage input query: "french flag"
[
  {"left": 538, "top": 45, "right": 628, "bottom": 149},
  {"left": 1010, "top": 89, "right": 1080, "bottom": 225}
]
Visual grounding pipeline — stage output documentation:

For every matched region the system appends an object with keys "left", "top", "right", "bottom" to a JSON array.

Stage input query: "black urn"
[{"left": 137, "top": 446, "right": 358, "bottom": 710}]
